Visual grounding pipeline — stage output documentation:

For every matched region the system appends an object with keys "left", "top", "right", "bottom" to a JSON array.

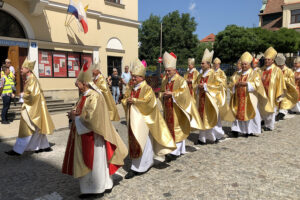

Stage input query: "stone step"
[
  {"left": 0, "top": 99, "right": 64, "bottom": 107},
  {"left": 6, "top": 106, "right": 74, "bottom": 121},
  {"left": 5, "top": 102, "right": 75, "bottom": 112}
]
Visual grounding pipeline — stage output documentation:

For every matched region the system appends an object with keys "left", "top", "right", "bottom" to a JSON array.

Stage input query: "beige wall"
[{"left": 1, "top": 0, "right": 139, "bottom": 100}]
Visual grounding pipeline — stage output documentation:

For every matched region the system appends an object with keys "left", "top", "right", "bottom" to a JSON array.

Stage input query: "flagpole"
[
  {"left": 65, "top": 13, "right": 70, "bottom": 26},
  {"left": 159, "top": 23, "right": 162, "bottom": 82}
]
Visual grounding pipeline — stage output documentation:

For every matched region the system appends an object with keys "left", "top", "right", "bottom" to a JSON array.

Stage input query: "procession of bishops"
[{"left": 4, "top": 46, "right": 300, "bottom": 199}]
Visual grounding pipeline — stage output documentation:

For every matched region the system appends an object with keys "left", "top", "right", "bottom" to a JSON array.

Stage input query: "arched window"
[{"left": 0, "top": 10, "right": 26, "bottom": 38}]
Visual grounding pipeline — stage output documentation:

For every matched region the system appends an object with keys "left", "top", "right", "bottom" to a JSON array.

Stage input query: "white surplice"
[
  {"left": 13, "top": 130, "right": 50, "bottom": 154},
  {"left": 131, "top": 135, "right": 154, "bottom": 172},
  {"left": 75, "top": 90, "right": 113, "bottom": 194},
  {"left": 291, "top": 102, "right": 300, "bottom": 113},
  {"left": 262, "top": 108, "right": 276, "bottom": 130},
  {"left": 170, "top": 140, "right": 186, "bottom": 156}
]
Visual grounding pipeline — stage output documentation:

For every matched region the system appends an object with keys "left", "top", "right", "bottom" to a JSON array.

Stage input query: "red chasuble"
[
  {"left": 236, "top": 75, "right": 248, "bottom": 121},
  {"left": 187, "top": 72, "right": 194, "bottom": 95},
  {"left": 164, "top": 81, "right": 175, "bottom": 140},
  {"left": 128, "top": 88, "right": 142, "bottom": 159},
  {"left": 262, "top": 69, "right": 272, "bottom": 97},
  {"left": 198, "top": 76, "right": 209, "bottom": 121}
]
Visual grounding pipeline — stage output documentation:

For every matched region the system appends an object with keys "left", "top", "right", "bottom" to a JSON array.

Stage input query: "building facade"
[
  {"left": 259, "top": 0, "right": 300, "bottom": 33},
  {"left": 0, "top": 0, "right": 139, "bottom": 101}
]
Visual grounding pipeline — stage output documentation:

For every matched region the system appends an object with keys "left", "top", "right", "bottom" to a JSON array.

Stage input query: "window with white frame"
[{"left": 291, "top": 9, "right": 300, "bottom": 24}]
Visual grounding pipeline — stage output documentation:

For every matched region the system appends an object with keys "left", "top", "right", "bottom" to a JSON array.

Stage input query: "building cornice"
[{"left": 24, "top": 0, "right": 140, "bottom": 27}]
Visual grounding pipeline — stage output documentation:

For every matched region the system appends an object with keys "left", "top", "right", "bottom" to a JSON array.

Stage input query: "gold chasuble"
[
  {"left": 279, "top": 66, "right": 298, "bottom": 110},
  {"left": 18, "top": 73, "right": 55, "bottom": 138},
  {"left": 94, "top": 74, "right": 120, "bottom": 121},
  {"left": 195, "top": 69, "right": 231, "bottom": 129},
  {"left": 122, "top": 80, "right": 176, "bottom": 158},
  {"left": 214, "top": 68, "right": 230, "bottom": 119},
  {"left": 159, "top": 74, "right": 202, "bottom": 143},
  {"left": 184, "top": 69, "right": 199, "bottom": 98},
  {"left": 62, "top": 90, "right": 128, "bottom": 178},
  {"left": 261, "top": 64, "right": 285, "bottom": 113},
  {"left": 229, "top": 69, "right": 270, "bottom": 121}
]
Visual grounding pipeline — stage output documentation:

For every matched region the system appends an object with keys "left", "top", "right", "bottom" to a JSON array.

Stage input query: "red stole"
[
  {"left": 262, "top": 69, "right": 272, "bottom": 97},
  {"left": 295, "top": 72, "right": 300, "bottom": 101},
  {"left": 198, "top": 76, "right": 209, "bottom": 121},
  {"left": 128, "top": 88, "right": 142, "bottom": 159},
  {"left": 187, "top": 72, "right": 194, "bottom": 95},
  {"left": 236, "top": 74, "right": 248, "bottom": 121},
  {"left": 164, "top": 81, "right": 175, "bottom": 140}
]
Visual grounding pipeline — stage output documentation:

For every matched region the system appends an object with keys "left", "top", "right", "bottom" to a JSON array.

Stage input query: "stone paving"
[{"left": 1, "top": 113, "right": 300, "bottom": 200}]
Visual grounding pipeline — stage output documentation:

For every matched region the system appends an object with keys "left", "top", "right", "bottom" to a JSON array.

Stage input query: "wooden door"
[{"left": 7, "top": 46, "right": 20, "bottom": 95}]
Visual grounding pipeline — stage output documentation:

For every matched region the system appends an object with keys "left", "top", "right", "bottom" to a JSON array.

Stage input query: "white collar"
[
  {"left": 214, "top": 68, "right": 220, "bottom": 72},
  {"left": 202, "top": 69, "right": 210, "bottom": 77},
  {"left": 134, "top": 82, "right": 142, "bottom": 91},
  {"left": 242, "top": 69, "right": 250, "bottom": 75},
  {"left": 296, "top": 68, "right": 300, "bottom": 72},
  {"left": 266, "top": 65, "right": 272, "bottom": 71},
  {"left": 168, "top": 74, "right": 175, "bottom": 83},
  {"left": 238, "top": 69, "right": 242, "bottom": 73},
  {"left": 94, "top": 74, "right": 100, "bottom": 81},
  {"left": 83, "top": 89, "right": 90, "bottom": 96},
  {"left": 188, "top": 68, "right": 195, "bottom": 73}
]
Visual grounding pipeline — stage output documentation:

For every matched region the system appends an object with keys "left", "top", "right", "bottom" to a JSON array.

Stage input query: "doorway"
[
  {"left": 0, "top": 46, "right": 8, "bottom": 67},
  {"left": 107, "top": 56, "right": 122, "bottom": 76}
]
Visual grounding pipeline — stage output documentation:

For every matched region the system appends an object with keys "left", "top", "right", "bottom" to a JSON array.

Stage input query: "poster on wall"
[
  {"left": 38, "top": 51, "right": 52, "bottom": 77},
  {"left": 81, "top": 54, "right": 93, "bottom": 69},
  {"left": 67, "top": 53, "right": 81, "bottom": 78},
  {"left": 53, "top": 53, "right": 67, "bottom": 77}
]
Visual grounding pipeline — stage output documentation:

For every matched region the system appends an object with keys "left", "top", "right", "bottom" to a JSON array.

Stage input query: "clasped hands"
[
  {"left": 68, "top": 110, "right": 79, "bottom": 121},
  {"left": 235, "top": 81, "right": 247, "bottom": 88}
]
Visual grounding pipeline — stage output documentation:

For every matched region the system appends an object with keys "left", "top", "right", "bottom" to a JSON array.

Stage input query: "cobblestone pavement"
[{"left": 1, "top": 113, "right": 300, "bottom": 200}]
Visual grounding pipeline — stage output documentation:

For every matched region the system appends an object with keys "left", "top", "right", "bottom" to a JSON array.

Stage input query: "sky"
[{"left": 138, "top": 0, "right": 262, "bottom": 40}]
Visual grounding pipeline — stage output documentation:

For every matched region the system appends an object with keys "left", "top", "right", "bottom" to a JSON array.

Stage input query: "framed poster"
[
  {"left": 81, "top": 53, "right": 93, "bottom": 69},
  {"left": 67, "top": 53, "right": 81, "bottom": 78},
  {"left": 38, "top": 50, "right": 52, "bottom": 77},
  {"left": 53, "top": 52, "right": 67, "bottom": 77}
]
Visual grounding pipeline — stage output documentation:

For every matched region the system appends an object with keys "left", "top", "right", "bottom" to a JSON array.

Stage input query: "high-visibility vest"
[
  {"left": 1, "top": 71, "right": 14, "bottom": 80},
  {"left": 2, "top": 75, "right": 14, "bottom": 94}
]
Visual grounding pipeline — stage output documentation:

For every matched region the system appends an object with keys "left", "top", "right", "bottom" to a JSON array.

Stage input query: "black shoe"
[
  {"left": 231, "top": 131, "right": 239, "bottom": 138},
  {"left": 105, "top": 187, "right": 113, "bottom": 194},
  {"left": 125, "top": 170, "right": 136, "bottom": 179},
  {"left": 214, "top": 139, "right": 220, "bottom": 144},
  {"left": 165, "top": 154, "right": 178, "bottom": 162},
  {"left": 43, "top": 147, "right": 53, "bottom": 152},
  {"left": 275, "top": 113, "right": 285, "bottom": 121},
  {"left": 194, "top": 139, "right": 207, "bottom": 145},
  {"left": 263, "top": 127, "right": 272, "bottom": 131},
  {"left": 1, "top": 120, "right": 10, "bottom": 124},
  {"left": 261, "top": 120, "right": 265, "bottom": 126},
  {"left": 5, "top": 150, "right": 21, "bottom": 156},
  {"left": 242, "top": 134, "right": 249, "bottom": 138},
  {"left": 78, "top": 193, "right": 104, "bottom": 199}
]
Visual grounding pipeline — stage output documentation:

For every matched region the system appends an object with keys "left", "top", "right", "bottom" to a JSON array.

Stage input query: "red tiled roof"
[
  {"left": 200, "top": 33, "right": 215, "bottom": 42},
  {"left": 261, "top": 0, "right": 284, "bottom": 15}
]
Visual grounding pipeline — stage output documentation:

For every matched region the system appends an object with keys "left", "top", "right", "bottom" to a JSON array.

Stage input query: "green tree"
[
  {"left": 139, "top": 11, "right": 199, "bottom": 65},
  {"left": 139, "top": 14, "right": 161, "bottom": 64},
  {"left": 273, "top": 28, "right": 300, "bottom": 53},
  {"left": 214, "top": 25, "right": 257, "bottom": 64}
]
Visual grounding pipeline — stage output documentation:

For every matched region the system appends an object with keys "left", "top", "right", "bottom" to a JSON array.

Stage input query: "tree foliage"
[
  {"left": 214, "top": 25, "right": 300, "bottom": 64},
  {"left": 139, "top": 11, "right": 199, "bottom": 65}
]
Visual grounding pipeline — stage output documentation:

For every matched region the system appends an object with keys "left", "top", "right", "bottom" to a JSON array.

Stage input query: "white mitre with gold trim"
[{"left": 163, "top": 51, "right": 177, "bottom": 69}]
